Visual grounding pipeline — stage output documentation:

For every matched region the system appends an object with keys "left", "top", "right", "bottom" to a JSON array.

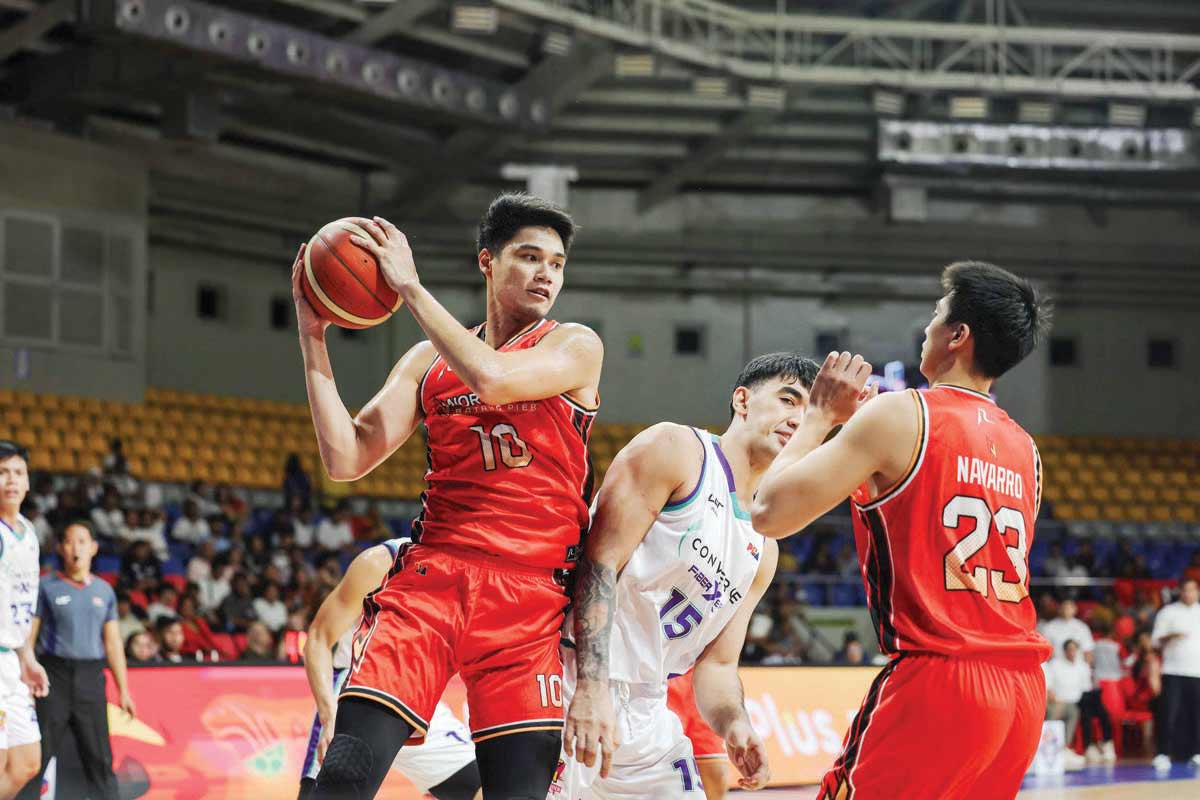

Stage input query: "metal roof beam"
[{"left": 0, "top": 0, "right": 73, "bottom": 62}]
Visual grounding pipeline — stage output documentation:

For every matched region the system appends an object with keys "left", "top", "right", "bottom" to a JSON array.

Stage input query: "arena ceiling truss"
[{"left": 0, "top": 0, "right": 1197, "bottom": 307}]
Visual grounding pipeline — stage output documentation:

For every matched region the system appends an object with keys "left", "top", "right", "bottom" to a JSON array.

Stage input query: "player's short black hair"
[
  {"left": 58, "top": 519, "right": 96, "bottom": 543},
  {"left": 730, "top": 352, "right": 821, "bottom": 418},
  {"left": 0, "top": 440, "right": 29, "bottom": 463},
  {"left": 941, "top": 261, "right": 1051, "bottom": 379},
  {"left": 476, "top": 192, "right": 577, "bottom": 255}
]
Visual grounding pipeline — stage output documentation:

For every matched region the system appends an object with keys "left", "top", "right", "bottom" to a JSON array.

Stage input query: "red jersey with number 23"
[
  {"left": 849, "top": 384, "right": 1052, "bottom": 660},
  {"left": 415, "top": 318, "right": 596, "bottom": 571}
]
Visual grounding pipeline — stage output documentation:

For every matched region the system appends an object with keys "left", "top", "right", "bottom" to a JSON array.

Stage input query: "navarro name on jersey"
[{"left": 956, "top": 455, "right": 1024, "bottom": 501}]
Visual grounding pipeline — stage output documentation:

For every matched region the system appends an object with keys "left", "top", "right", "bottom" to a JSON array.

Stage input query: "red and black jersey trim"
[
  {"left": 821, "top": 655, "right": 904, "bottom": 798},
  {"left": 858, "top": 507, "right": 899, "bottom": 655},
  {"left": 471, "top": 718, "right": 564, "bottom": 743}
]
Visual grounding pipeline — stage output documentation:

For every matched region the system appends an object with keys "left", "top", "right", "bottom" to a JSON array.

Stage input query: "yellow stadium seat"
[
  {"left": 63, "top": 431, "right": 86, "bottom": 452},
  {"left": 1178, "top": 507, "right": 1198, "bottom": 523},
  {"left": 125, "top": 456, "right": 146, "bottom": 477},
  {"left": 28, "top": 450, "right": 51, "bottom": 470},
  {"left": 59, "top": 396, "right": 85, "bottom": 414},
  {"left": 1162, "top": 487, "right": 1183, "bottom": 505},
  {"left": 1113, "top": 486, "right": 1135, "bottom": 503},
  {"left": 1084, "top": 453, "right": 1107, "bottom": 469},
  {"left": 1, "top": 407, "right": 24, "bottom": 428},
  {"left": 52, "top": 451, "right": 78, "bottom": 473},
  {"left": 1062, "top": 452, "right": 1083, "bottom": 469},
  {"left": 1126, "top": 505, "right": 1150, "bottom": 522},
  {"left": 37, "top": 430, "right": 63, "bottom": 449},
  {"left": 1186, "top": 488, "right": 1200, "bottom": 505},
  {"left": 1136, "top": 486, "right": 1158, "bottom": 504},
  {"left": 0, "top": 389, "right": 14, "bottom": 407},
  {"left": 1065, "top": 485, "right": 1087, "bottom": 503},
  {"left": 1088, "top": 486, "right": 1112, "bottom": 503},
  {"left": 175, "top": 444, "right": 196, "bottom": 462}
]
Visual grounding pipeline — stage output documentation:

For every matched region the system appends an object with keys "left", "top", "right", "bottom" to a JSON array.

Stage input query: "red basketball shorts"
[
  {"left": 667, "top": 672, "right": 725, "bottom": 760},
  {"left": 342, "top": 544, "right": 569, "bottom": 744},
  {"left": 817, "top": 652, "right": 1046, "bottom": 800}
]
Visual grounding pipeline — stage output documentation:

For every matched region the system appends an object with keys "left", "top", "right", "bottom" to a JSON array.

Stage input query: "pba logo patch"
[
  {"left": 746, "top": 542, "right": 761, "bottom": 561},
  {"left": 547, "top": 759, "right": 567, "bottom": 795}
]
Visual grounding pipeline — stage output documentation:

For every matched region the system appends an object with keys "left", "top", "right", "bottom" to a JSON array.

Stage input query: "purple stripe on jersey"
[
  {"left": 663, "top": 427, "right": 708, "bottom": 511},
  {"left": 710, "top": 435, "right": 737, "bottom": 495}
]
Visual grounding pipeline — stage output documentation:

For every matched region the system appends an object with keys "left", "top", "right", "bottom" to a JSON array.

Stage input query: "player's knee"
[{"left": 314, "top": 734, "right": 374, "bottom": 794}]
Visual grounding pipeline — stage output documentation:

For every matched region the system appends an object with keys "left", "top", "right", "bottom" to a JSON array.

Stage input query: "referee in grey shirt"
[{"left": 19, "top": 522, "right": 134, "bottom": 800}]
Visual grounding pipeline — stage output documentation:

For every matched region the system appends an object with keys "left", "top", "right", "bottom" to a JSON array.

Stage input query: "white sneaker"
[
  {"left": 1101, "top": 741, "right": 1117, "bottom": 763},
  {"left": 1152, "top": 753, "right": 1172, "bottom": 771},
  {"left": 1064, "top": 750, "right": 1088, "bottom": 771},
  {"left": 1191, "top": 754, "right": 1200, "bottom": 767},
  {"left": 1085, "top": 744, "right": 1102, "bottom": 763}
]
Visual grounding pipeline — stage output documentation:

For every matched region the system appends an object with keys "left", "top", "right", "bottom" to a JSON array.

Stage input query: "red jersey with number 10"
[
  {"left": 414, "top": 318, "right": 597, "bottom": 570},
  {"left": 849, "top": 385, "right": 1051, "bottom": 660}
]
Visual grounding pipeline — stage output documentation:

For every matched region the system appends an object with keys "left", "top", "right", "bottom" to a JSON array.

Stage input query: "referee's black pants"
[
  {"left": 17, "top": 654, "right": 118, "bottom": 800},
  {"left": 1161, "top": 673, "right": 1200, "bottom": 761}
]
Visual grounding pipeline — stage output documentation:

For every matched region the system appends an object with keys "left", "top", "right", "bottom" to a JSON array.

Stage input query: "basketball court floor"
[{"left": 751, "top": 761, "right": 1200, "bottom": 798}]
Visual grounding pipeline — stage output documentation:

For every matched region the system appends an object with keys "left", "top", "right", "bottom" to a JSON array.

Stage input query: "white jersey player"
[
  {"left": 0, "top": 441, "right": 48, "bottom": 799},
  {"left": 300, "top": 537, "right": 481, "bottom": 800},
  {"left": 553, "top": 354, "right": 820, "bottom": 799}
]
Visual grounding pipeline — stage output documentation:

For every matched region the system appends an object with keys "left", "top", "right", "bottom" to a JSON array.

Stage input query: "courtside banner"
[
  {"left": 735, "top": 666, "right": 882, "bottom": 787},
  {"left": 85, "top": 665, "right": 879, "bottom": 797}
]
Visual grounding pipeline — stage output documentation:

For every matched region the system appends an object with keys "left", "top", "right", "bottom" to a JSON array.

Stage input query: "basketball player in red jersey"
[
  {"left": 752, "top": 261, "right": 1052, "bottom": 799},
  {"left": 290, "top": 194, "right": 603, "bottom": 799}
]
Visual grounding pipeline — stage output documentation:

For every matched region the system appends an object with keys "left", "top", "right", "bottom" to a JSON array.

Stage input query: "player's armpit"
[{"left": 752, "top": 390, "right": 916, "bottom": 538}]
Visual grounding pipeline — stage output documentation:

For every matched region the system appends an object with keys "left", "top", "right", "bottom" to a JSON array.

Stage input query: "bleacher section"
[
  {"left": 0, "top": 388, "right": 650, "bottom": 500},
  {"left": 1036, "top": 435, "right": 1200, "bottom": 523}
]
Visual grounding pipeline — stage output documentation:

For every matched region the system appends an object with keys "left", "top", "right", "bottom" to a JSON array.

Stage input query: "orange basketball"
[{"left": 300, "top": 218, "right": 402, "bottom": 329}]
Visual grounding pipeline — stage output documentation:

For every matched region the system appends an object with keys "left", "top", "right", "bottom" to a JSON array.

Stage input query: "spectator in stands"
[
  {"left": 175, "top": 595, "right": 221, "bottom": 658},
  {"left": 101, "top": 438, "right": 126, "bottom": 475},
  {"left": 803, "top": 542, "right": 836, "bottom": 574},
  {"left": 1092, "top": 619, "right": 1124, "bottom": 683},
  {"left": 48, "top": 485, "right": 84, "bottom": 531},
  {"left": 1044, "top": 639, "right": 1091, "bottom": 770},
  {"left": 20, "top": 499, "right": 52, "bottom": 551},
  {"left": 836, "top": 543, "right": 859, "bottom": 580},
  {"left": 835, "top": 632, "right": 865, "bottom": 665},
  {"left": 219, "top": 573, "right": 258, "bottom": 633},
  {"left": 740, "top": 609, "right": 774, "bottom": 664},
  {"left": 1128, "top": 630, "right": 1164, "bottom": 755},
  {"left": 1040, "top": 598, "right": 1095, "bottom": 661},
  {"left": 289, "top": 545, "right": 316, "bottom": 589},
  {"left": 124, "top": 631, "right": 159, "bottom": 666},
  {"left": 1151, "top": 577, "right": 1200, "bottom": 769},
  {"left": 283, "top": 453, "right": 312, "bottom": 511},
  {"left": 316, "top": 500, "right": 354, "bottom": 553},
  {"left": 351, "top": 503, "right": 389, "bottom": 542},
  {"left": 239, "top": 622, "right": 277, "bottom": 663},
  {"left": 90, "top": 486, "right": 128, "bottom": 542},
  {"left": 156, "top": 617, "right": 186, "bottom": 664},
  {"left": 114, "top": 592, "right": 144, "bottom": 643},
  {"left": 80, "top": 468, "right": 104, "bottom": 507},
  {"left": 125, "top": 507, "right": 167, "bottom": 561},
  {"left": 144, "top": 585, "right": 178, "bottom": 625},
  {"left": 31, "top": 475, "right": 56, "bottom": 516},
  {"left": 245, "top": 535, "right": 271, "bottom": 574},
  {"left": 187, "top": 480, "right": 220, "bottom": 519},
  {"left": 292, "top": 500, "right": 316, "bottom": 549},
  {"left": 1184, "top": 553, "right": 1200, "bottom": 586},
  {"left": 120, "top": 540, "right": 162, "bottom": 593},
  {"left": 271, "top": 531, "right": 295, "bottom": 585},
  {"left": 253, "top": 582, "right": 288, "bottom": 634},
  {"left": 1043, "top": 543, "right": 1067, "bottom": 578},
  {"left": 171, "top": 499, "right": 211, "bottom": 546},
  {"left": 187, "top": 540, "right": 221, "bottom": 610},
  {"left": 214, "top": 484, "right": 248, "bottom": 528}
]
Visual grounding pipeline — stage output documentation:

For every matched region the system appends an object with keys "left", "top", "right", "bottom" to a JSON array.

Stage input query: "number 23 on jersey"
[{"left": 943, "top": 494, "right": 1030, "bottom": 603}]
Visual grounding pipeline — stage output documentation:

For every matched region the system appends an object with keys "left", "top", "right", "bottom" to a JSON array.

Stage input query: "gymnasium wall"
[
  {"left": 0, "top": 127, "right": 1194, "bottom": 437},
  {"left": 0, "top": 124, "right": 148, "bottom": 401}
]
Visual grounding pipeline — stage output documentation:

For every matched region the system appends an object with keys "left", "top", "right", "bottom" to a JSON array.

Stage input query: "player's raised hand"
[
  {"left": 725, "top": 719, "right": 771, "bottom": 790},
  {"left": 563, "top": 681, "right": 620, "bottom": 778},
  {"left": 290, "top": 244, "right": 330, "bottom": 337},
  {"left": 348, "top": 216, "right": 420, "bottom": 295},
  {"left": 808, "top": 351, "right": 873, "bottom": 427}
]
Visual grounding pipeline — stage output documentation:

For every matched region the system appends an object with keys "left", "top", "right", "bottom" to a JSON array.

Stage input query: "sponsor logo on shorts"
[{"left": 547, "top": 759, "right": 566, "bottom": 796}]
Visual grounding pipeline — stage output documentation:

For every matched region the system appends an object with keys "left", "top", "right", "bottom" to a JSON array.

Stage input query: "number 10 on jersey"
[{"left": 470, "top": 423, "right": 532, "bottom": 471}]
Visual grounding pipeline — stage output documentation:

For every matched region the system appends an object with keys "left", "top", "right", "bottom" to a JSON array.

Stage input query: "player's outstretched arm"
[
  {"left": 752, "top": 352, "right": 915, "bottom": 538},
  {"left": 693, "top": 539, "right": 778, "bottom": 791},
  {"left": 303, "top": 545, "right": 394, "bottom": 764},
  {"left": 566, "top": 423, "right": 702, "bottom": 777},
  {"left": 348, "top": 216, "right": 603, "bottom": 406}
]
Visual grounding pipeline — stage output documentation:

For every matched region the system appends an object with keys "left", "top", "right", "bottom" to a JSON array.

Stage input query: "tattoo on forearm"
[{"left": 574, "top": 557, "right": 616, "bottom": 681}]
